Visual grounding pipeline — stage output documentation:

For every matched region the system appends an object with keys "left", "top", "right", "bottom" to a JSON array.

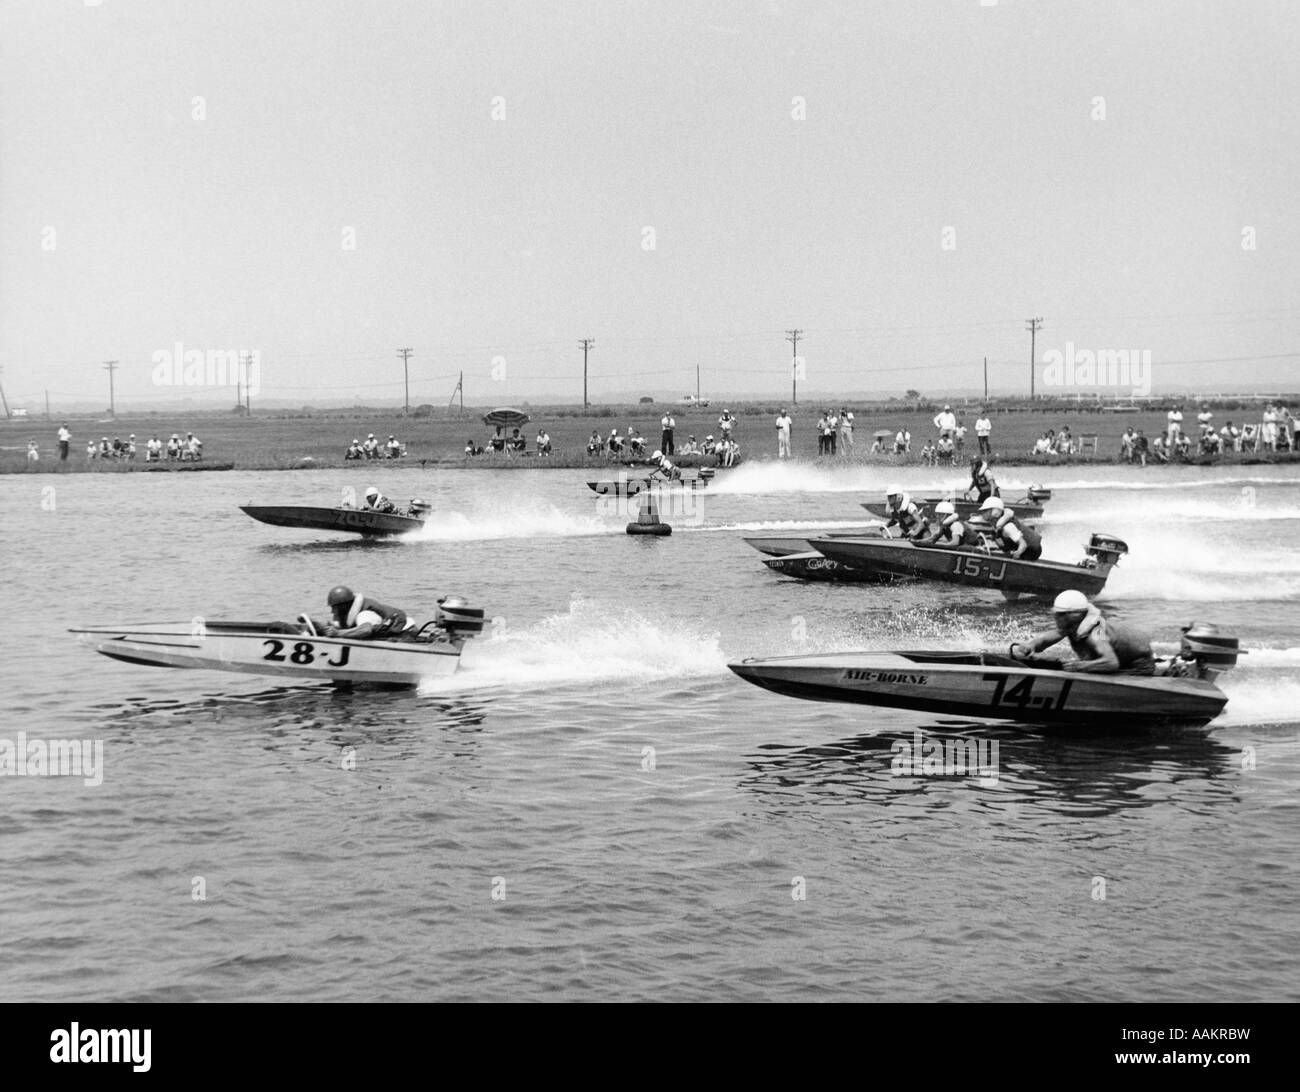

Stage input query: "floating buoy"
[
  {"left": 298, "top": 456, "right": 317, "bottom": 467},
  {"left": 627, "top": 491, "right": 671, "bottom": 535}
]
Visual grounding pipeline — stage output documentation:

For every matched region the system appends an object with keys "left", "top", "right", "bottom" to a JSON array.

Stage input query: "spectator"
[
  {"left": 26, "top": 439, "right": 39, "bottom": 462},
  {"left": 1220, "top": 421, "right": 1240, "bottom": 451},
  {"left": 1263, "top": 404, "right": 1279, "bottom": 451},
  {"left": 954, "top": 421, "right": 966, "bottom": 453},
  {"left": 1166, "top": 405, "right": 1183, "bottom": 446},
  {"left": 775, "top": 409, "right": 792, "bottom": 459},
  {"left": 607, "top": 429, "right": 623, "bottom": 457},
  {"left": 536, "top": 429, "right": 552, "bottom": 456},
  {"left": 933, "top": 404, "right": 956, "bottom": 439},
  {"left": 893, "top": 428, "right": 908, "bottom": 455},
  {"left": 57, "top": 424, "right": 70, "bottom": 462},
  {"left": 345, "top": 438, "right": 364, "bottom": 460},
  {"left": 586, "top": 430, "right": 603, "bottom": 456},
  {"left": 838, "top": 408, "right": 854, "bottom": 454},
  {"left": 935, "top": 435, "right": 955, "bottom": 466},
  {"left": 975, "top": 411, "right": 992, "bottom": 456},
  {"left": 86, "top": 438, "right": 97, "bottom": 461},
  {"left": 920, "top": 440, "right": 936, "bottom": 466},
  {"left": 184, "top": 432, "right": 203, "bottom": 460},
  {"left": 385, "top": 435, "right": 403, "bottom": 459},
  {"left": 1151, "top": 434, "right": 1169, "bottom": 463},
  {"left": 870, "top": 436, "right": 883, "bottom": 454},
  {"left": 147, "top": 435, "right": 163, "bottom": 462},
  {"left": 826, "top": 409, "right": 839, "bottom": 455},
  {"left": 660, "top": 412, "right": 676, "bottom": 456},
  {"left": 363, "top": 433, "right": 380, "bottom": 459},
  {"left": 167, "top": 433, "right": 182, "bottom": 460},
  {"left": 1134, "top": 430, "right": 1149, "bottom": 465},
  {"left": 718, "top": 410, "right": 736, "bottom": 442},
  {"left": 817, "top": 412, "right": 832, "bottom": 455}
]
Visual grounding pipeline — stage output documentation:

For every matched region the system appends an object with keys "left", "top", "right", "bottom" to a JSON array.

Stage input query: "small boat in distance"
[
  {"left": 240, "top": 498, "right": 432, "bottom": 537},
  {"left": 70, "top": 598, "right": 486, "bottom": 688}
]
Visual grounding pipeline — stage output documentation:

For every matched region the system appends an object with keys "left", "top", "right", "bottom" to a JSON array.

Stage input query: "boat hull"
[
  {"left": 729, "top": 651, "right": 1227, "bottom": 727},
  {"left": 861, "top": 496, "right": 1044, "bottom": 520},
  {"left": 588, "top": 478, "right": 709, "bottom": 496},
  {"left": 811, "top": 537, "right": 1111, "bottom": 598},
  {"left": 240, "top": 505, "right": 425, "bottom": 536},
  {"left": 70, "top": 621, "right": 461, "bottom": 686},
  {"left": 761, "top": 551, "right": 904, "bottom": 583},
  {"left": 744, "top": 527, "right": 884, "bottom": 557}
]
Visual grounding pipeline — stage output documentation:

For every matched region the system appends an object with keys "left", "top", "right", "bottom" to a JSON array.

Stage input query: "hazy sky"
[{"left": 2, "top": 0, "right": 1298, "bottom": 408}]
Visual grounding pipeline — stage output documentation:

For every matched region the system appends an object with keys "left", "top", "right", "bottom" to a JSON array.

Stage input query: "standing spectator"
[
  {"left": 818, "top": 412, "right": 834, "bottom": 455},
  {"left": 838, "top": 407, "right": 854, "bottom": 454},
  {"left": 827, "top": 409, "right": 839, "bottom": 455},
  {"left": 57, "top": 423, "right": 71, "bottom": 462},
  {"left": 1166, "top": 405, "right": 1183, "bottom": 446},
  {"left": 718, "top": 410, "right": 736, "bottom": 446},
  {"left": 975, "top": 411, "right": 992, "bottom": 455},
  {"left": 1262, "top": 404, "right": 1278, "bottom": 451},
  {"left": 893, "top": 428, "right": 907, "bottom": 455},
  {"left": 1197, "top": 405, "right": 1213, "bottom": 439},
  {"left": 660, "top": 411, "right": 676, "bottom": 456},
  {"left": 954, "top": 421, "right": 967, "bottom": 453},
  {"left": 933, "top": 404, "right": 956, "bottom": 439},
  {"left": 775, "top": 408, "right": 792, "bottom": 459}
]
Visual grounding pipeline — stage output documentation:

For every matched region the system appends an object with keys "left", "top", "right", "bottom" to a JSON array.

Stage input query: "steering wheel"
[{"left": 297, "top": 613, "right": 317, "bottom": 636}]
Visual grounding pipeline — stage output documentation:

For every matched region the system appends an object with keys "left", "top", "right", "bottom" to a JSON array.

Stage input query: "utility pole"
[
  {"left": 458, "top": 369, "right": 464, "bottom": 412},
  {"left": 696, "top": 363, "right": 700, "bottom": 404},
  {"left": 983, "top": 356, "right": 988, "bottom": 403},
  {"left": 580, "top": 338, "right": 595, "bottom": 408},
  {"left": 786, "top": 329, "right": 802, "bottom": 406},
  {"left": 46, "top": 389, "right": 51, "bottom": 420},
  {"left": 398, "top": 347, "right": 413, "bottom": 414},
  {"left": 1025, "top": 318, "right": 1042, "bottom": 399},
  {"left": 104, "top": 360, "right": 118, "bottom": 417},
  {"left": 240, "top": 352, "right": 253, "bottom": 415}
]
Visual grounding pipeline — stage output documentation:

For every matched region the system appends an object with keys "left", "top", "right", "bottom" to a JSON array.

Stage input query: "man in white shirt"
[
  {"left": 660, "top": 412, "right": 676, "bottom": 456},
  {"left": 975, "top": 413, "right": 992, "bottom": 455},
  {"left": 838, "top": 408, "right": 854, "bottom": 454},
  {"left": 775, "top": 409, "right": 792, "bottom": 459},
  {"left": 933, "top": 404, "right": 956, "bottom": 438},
  {"left": 1166, "top": 406, "right": 1183, "bottom": 445},
  {"left": 57, "top": 424, "right": 71, "bottom": 462}
]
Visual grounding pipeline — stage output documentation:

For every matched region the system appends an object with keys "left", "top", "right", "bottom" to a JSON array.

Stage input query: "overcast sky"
[{"left": 2, "top": 0, "right": 1297, "bottom": 408}]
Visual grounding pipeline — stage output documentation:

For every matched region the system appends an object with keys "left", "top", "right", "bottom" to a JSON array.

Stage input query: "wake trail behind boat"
[{"left": 406, "top": 499, "right": 619, "bottom": 542}]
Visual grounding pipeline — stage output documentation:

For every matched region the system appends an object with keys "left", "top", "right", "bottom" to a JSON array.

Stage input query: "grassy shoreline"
[{"left": 4, "top": 405, "right": 1296, "bottom": 474}]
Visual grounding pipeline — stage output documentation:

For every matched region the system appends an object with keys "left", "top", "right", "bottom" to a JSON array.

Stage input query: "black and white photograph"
[{"left": 1, "top": 0, "right": 1296, "bottom": 1044}]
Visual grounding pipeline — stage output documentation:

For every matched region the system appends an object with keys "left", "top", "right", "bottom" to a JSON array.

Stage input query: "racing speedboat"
[
  {"left": 70, "top": 598, "right": 485, "bottom": 687},
  {"left": 729, "top": 625, "right": 1243, "bottom": 728},
  {"left": 860, "top": 485, "right": 1051, "bottom": 521},
  {"left": 588, "top": 467, "right": 715, "bottom": 496},
  {"left": 809, "top": 532, "right": 1128, "bottom": 599},
  {"left": 240, "top": 498, "right": 431, "bottom": 537}
]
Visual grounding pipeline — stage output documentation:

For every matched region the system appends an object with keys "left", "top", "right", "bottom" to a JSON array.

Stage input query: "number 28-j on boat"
[
  {"left": 729, "top": 624, "right": 1244, "bottom": 729},
  {"left": 69, "top": 598, "right": 486, "bottom": 688}
]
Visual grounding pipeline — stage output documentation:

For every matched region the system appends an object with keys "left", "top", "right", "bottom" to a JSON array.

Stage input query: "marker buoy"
[{"left": 627, "top": 489, "right": 671, "bottom": 535}]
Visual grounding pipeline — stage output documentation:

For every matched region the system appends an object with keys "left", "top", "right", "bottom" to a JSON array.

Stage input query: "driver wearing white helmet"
[
  {"left": 915, "top": 501, "right": 981, "bottom": 548},
  {"left": 881, "top": 486, "right": 928, "bottom": 540},
  {"left": 976, "top": 495, "right": 1042, "bottom": 560},
  {"left": 1011, "top": 590, "right": 1155, "bottom": 675},
  {"left": 648, "top": 449, "right": 679, "bottom": 481},
  {"left": 362, "top": 486, "right": 396, "bottom": 513}
]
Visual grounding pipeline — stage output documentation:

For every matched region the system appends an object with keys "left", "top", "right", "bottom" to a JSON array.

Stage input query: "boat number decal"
[
  {"left": 844, "top": 669, "right": 929, "bottom": 685},
  {"left": 807, "top": 558, "right": 836, "bottom": 570},
  {"left": 262, "top": 640, "right": 351, "bottom": 667},
  {"left": 983, "top": 674, "right": 1073, "bottom": 711},
  {"left": 954, "top": 556, "right": 1007, "bottom": 582}
]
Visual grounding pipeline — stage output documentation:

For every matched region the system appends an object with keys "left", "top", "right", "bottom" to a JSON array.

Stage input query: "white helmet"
[
  {"left": 652, "top": 450, "right": 662, "bottom": 459},
  {"left": 980, "top": 495, "right": 1005, "bottom": 511},
  {"left": 885, "top": 484, "right": 902, "bottom": 498},
  {"left": 1053, "top": 590, "right": 1090, "bottom": 613},
  {"left": 365, "top": 486, "right": 379, "bottom": 498},
  {"left": 934, "top": 501, "right": 955, "bottom": 515}
]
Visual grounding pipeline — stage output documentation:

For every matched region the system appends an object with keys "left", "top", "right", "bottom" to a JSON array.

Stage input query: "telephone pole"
[
  {"left": 397, "top": 348, "right": 413, "bottom": 414},
  {"left": 240, "top": 352, "right": 253, "bottom": 415},
  {"left": 785, "top": 329, "right": 802, "bottom": 405},
  {"left": 103, "top": 360, "right": 118, "bottom": 417},
  {"left": 1025, "top": 318, "right": 1042, "bottom": 399},
  {"left": 983, "top": 356, "right": 988, "bottom": 403},
  {"left": 579, "top": 338, "right": 595, "bottom": 408}
]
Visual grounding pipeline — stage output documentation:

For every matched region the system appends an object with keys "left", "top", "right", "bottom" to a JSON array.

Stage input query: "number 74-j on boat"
[{"left": 70, "top": 597, "right": 486, "bottom": 688}]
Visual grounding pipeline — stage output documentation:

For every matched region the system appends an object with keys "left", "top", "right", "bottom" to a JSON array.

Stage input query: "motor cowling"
[
  {"left": 408, "top": 497, "right": 432, "bottom": 516},
  {"left": 1027, "top": 484, "right": 1053, "bottom": 503},
  {"left": 1181, "top": 621, "right": 1243, "bottom": 671},
  {"left": 435, "top": 596, "right": 485, "bottom": 638},
  {"left": 1085, "top": 533, "right": 1128, "bottom": 566}
]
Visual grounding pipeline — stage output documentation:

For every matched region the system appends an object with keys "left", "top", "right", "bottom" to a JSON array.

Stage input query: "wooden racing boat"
[
  {"left": 729, "top": 627, "right": 1242, "bottom": 728},
  {"left": 809, "top": 533, "right": 1127, "bottom": 599},
  {"left": 70, "top": 599, "right": 485, "bottom": 687},
  {"left": 761, "top": 550, "right": 906, "bottom": 583},
  {"left": 743, "top": 526, "right": 885, "bottom": 557},
  {"left": 240, "top": 500, "right": 430, "bottom": 537}
]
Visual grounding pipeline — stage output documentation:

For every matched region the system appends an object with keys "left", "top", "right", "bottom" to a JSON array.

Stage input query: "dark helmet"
[{"left": 327, "top": 585, "right": 355, "bottom": 607}]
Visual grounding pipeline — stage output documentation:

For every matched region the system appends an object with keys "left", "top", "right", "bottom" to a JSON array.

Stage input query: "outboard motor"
[
  {"left": 697, "top": 467, "right": 716, "bottom": 484},
  {"left": 408, "top": 497, "right": 432, "bottom": 517},
  {"left": 434, "top": 595, "right": 485, "bottom": 639},
  {"left": 1027, "top": 484, "right": 1053, "bottom": 503},
  {"left": 1080, "top": 532, "right": 1128, "bottom": 570},
  {"left": 1180, "top": 621, "right": 1244, "bottom": 679}
]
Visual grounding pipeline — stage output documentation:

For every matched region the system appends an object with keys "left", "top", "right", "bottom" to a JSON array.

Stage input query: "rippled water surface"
[{"left": 2, "top": 462, "right": 1298, "bottom": 1001}]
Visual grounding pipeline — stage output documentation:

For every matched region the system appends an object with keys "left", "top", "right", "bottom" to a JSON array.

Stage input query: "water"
[{"left": 2, "top": 463, "right": 1298, "bottom": 1001}]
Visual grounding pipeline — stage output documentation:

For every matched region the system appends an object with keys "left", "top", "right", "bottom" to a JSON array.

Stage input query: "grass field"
[{"left": 3, "top": 403, "right": 1296, "bottom": 473}]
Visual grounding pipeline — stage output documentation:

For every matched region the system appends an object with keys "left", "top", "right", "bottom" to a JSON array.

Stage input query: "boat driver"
[
  {"left": 322, "top": 585, "right": 415, "bottom": 640},
  {"left": 881, "top": 486, "right": 928, "bottom": 540},
  {"left": 363, "top": 486, "right": 397, "bottom": 513},
  {"left": 976, "top": 495, "right": 1042, "bottom": 560},
  {"left": 966, "top": 457, "right": 999, "bottom": 502},
  {"left": 1011, "top": 590, "right": 1155, "bottom": 675},
  {"left": 915, "top": 501, "right": 981, "bottom": 548},
  {"left": 648, "top": 449, "right": 680, "bottom": 481}
]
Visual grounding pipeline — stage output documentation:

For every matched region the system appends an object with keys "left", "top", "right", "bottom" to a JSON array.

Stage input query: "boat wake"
[
  {"left": 417, "top": 599, "right": 729, "bottom": 695},
  {"left": 405, "top": 499, "right": 619, "bottom": 542}
]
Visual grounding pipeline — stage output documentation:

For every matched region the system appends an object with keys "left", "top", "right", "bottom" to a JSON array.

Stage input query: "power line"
[{"left": 397, "top": 347, "right": 413, "bottom": 414}]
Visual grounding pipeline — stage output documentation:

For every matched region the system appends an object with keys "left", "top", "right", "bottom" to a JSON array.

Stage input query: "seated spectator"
[
  {"left": 1033, "top": 434, "right": 1052, "bottom": 456},
  {"left": 607, "top": 429, "right": 624, "bottom": 456},
  {"left": 385, "top": 435, "right": 403, "bottom": 459},
  {"left": 86, "top": 439, "right": 98, "bottom": 460},
  {"left": 183, "top": 432, "right": 203, "bottom": 460},
  {"left": 147, "top": 435, "right": 163, "bottom": 461},
  {"left": 26, "top": 439, "right": 39, "bottom": 462},
  {"left": 586, "top": 431, "right": 603, "bottom": 456},
  {"left": 919, "top": 441, "right": 936, "bottom": 465},
  {"left": 167, "top": 433, "right": 182, "bottom": 459},
  {"left": 345, "top": 439, "right": 364, "bottom": 460},
  {"left": 936, "top": 436, "right": 956, "bottom": 465},
  {"left": 1220, "top": 422, "right": 1240, "bottom": 451},
  {"left": 1150, "top": 434, "right": 1169, "bottom": 463},
  {"left": 1174, "top": 432, "right": 1192, "bottom": 459},
  {"left": 124, "top": 434, "right": 138, "bottom": 460},
  {"left": 536, "top": 430, "right": 552, "bottom": 456},
  {"left": 487, "top": 429, "right": 506, "bottom": 453},
  {"left": 464, "top": 438, "right": 483, "bottom": 456},
  {"left": 1133, "top": 431, "right": 1149, "bottom": 466},
  {"left": 1240, "top": 423, "right": 1257, "bottom": 452}
]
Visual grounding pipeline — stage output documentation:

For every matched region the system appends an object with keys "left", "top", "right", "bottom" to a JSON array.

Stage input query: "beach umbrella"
[
  {"left": 482, "top": 407, "right": 531, "bottom": 429},
  {"left": 874, "top": 429, "right": 894, "bottom": 439}
]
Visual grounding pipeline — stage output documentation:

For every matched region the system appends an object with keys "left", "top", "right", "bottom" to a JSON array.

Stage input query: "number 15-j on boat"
[{"left": 70, "top": 597, "right": 486, "bottom": 687}]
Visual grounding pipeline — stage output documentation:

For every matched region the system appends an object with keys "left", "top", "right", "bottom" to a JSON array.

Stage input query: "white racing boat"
[
  {"left": 71, "top": 598, "right": 486, "bottom": 688},
  {"left": 729, "top": 624, "right": 1243, "bottom": 728}
]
